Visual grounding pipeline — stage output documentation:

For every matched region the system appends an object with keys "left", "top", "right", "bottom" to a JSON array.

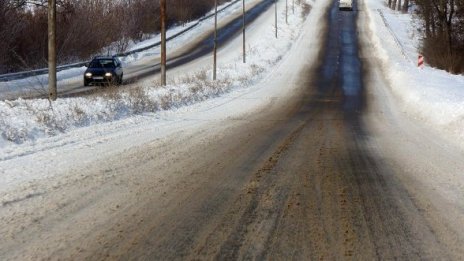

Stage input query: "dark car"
[{"left": 84, "top": 56, "right": 123, "bottom": 86}]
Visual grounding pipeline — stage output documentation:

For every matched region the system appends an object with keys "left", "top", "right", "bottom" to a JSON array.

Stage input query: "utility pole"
[
  {"left": 213, "top": 0, "right": 218, "bottom": 80},
  {"left": 48, "top": 0, "right": 57, "bottom": 101},
  {"left": 286, "top": 0, "right": 288, "bottom": 24},
  {"left": 243, "top": 0, "right": 246, "bottom": 63},
  {"left": 293, "top": 0, "right": 295, "bottom": 14},
  {"left": 275, "top": 0, "right": 278, "bottom": 38},
  {"left": 160, "top": 0, "right": 167, "bottom": 86}
]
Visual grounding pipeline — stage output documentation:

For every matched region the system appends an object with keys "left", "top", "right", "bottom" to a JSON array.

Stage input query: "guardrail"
[
  {"left": 0, "top": 62, "right": 88, "bottom": 82},
  {"left": 0, "top": 0, "right": 241, "bottom": 82}
]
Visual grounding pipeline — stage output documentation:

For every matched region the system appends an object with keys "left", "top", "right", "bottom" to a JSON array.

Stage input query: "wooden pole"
[
  {"left": 213, "top": 0, "right": 218, "bottom": 80},
  {"left": 243, "top": 0, "right": 246, "bottom": 63},
  {"left": 286, "top": 0, "right": 288, "bottom": 24},
  {"left": 48, "top": 0, "right": 57, "bottom": 101},
  {"left": 275, "top": 0, "right": 278, "bottom": 38},
  {"left": 160, "top": 0, "right": 167, "bottom": 86}
]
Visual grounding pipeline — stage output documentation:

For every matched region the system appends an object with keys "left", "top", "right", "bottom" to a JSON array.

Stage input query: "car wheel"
[{"left": 84, "top": 80, "right": 90, "bottom": 87}]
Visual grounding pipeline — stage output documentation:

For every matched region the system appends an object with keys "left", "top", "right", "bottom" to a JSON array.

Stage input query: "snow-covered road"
[{"left": 0, "top": 0, "right": 463, "bottom": 259}]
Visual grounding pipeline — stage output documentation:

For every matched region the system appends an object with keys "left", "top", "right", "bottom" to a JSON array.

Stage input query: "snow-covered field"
[{"left": 363, "top": 0, "right": 464, "bottom": 147}]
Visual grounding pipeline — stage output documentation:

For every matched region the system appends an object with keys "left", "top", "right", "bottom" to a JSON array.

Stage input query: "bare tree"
[
  {"left": 415, "top": 0, "right": 464, "bottom": 72},
  {"left": 0, "top": 1, "right": 24, "bottom": 73},
  {"left": 0, "top": 0, "right": 237, "bottom": 74},
  {"left": 402, "top": 0, "right": 409, "bottom": 13},
  {"left": 434, "top": 0, "right": 456, "bottom": 54}
]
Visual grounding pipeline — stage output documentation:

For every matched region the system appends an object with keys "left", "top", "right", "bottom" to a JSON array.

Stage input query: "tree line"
[
  {"left": 388, "top": 0, "right": 464, "bottom": 73},
  {"left": 0, "top": 0, "right": 226, "bottom": 74}
]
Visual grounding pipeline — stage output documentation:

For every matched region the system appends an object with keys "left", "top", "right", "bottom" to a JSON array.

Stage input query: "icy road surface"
[{"left": 0, "top": 0, "right": 463, "bottom": 259}]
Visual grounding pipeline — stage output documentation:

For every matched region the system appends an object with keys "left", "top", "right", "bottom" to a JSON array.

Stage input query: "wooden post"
[
  {"left": 275, "top": 0, "right": 278, "bottom": 38},
  {"left": 286, "top": 0, "right": 288, "bottom": 24},
  {"left": 213, "top": 0, "right": 218, "bottom": 80},
  {"left": 243, "top": 0, "right": 246, "bottom": 63},
  {"left": 48, "top": 0, "right": 57, "bottom": 101},
  {"left": 160, "top": 0, "right": 167, "bottom": 86}
]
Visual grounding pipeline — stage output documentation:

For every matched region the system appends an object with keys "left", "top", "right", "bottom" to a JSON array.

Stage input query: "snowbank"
[{"left": 363, "top": 0, "right": 464, "bottom": 146}]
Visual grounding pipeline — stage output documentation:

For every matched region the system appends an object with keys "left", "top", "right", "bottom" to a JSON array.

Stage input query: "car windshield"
[{"left": 89, "top": 59, "right": 115, "bottom": 68}]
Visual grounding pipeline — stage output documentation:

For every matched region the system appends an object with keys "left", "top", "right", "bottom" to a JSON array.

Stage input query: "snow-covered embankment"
[{"left": 363, "top": 0, "right": 464, "bottom": 147}]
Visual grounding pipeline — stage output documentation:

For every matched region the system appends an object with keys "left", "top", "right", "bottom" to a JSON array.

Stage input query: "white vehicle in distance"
[{"left": 339, "top": 0, "right": 353, "bottom": 10}]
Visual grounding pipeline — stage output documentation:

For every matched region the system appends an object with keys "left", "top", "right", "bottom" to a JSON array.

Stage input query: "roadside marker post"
[
  {"left": 418, "top": 54, "right": 424, "bottom": 69},
  {"left": 160, "top": 0, "right": 167, "bottom": 86}
]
